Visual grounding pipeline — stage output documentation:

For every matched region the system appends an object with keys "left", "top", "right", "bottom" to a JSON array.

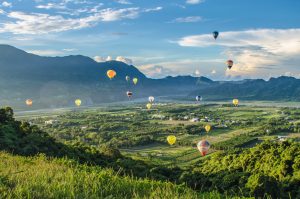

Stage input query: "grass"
[{"left": 0, "top": 152, "right": 231, "bottom": 199}]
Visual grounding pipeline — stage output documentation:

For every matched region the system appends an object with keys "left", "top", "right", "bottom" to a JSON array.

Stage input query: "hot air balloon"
[
  {"left": 26, "top": 99, "right": 33, "bottom": 106},
  {"left": 167, "top": 135, "right": 176, "bottom": 145},
  {"left": 126, "top": 76, "right": 130, "bottom": 82},
  {"left": 205, "top": 124, "right": 211, "bottom": 133},
  {"left": 107, "top": 70, "right": 116, "bottom": 80},
  {"left": 133, "top": 78, "right": 138, "bottom": 85},
  {"left": 146, "top": 103, "right": 152, "bottom": 110},
  {"left": 148, "top": 96, "right": 155, "bottom": 103},
  {"left": 226, "top": 60, "right": 234, "bottom": 69},
  {"left": 212, "top": 31, "right": 219, "bottom": 40},
  {"left": 197, "top": 140, "right": 210, "bottom": 156},
  {"left": 196, "top": 96, "right": 202, "bottom": 102},
  {"left": 127, "top": 91, "right": 133, "bottom": 98},
  {"left": 233, "top": 99, "right": 239, "bottom": 106},
  {"left": 75, "top": 99, "right": 81, "bottom": 107}
]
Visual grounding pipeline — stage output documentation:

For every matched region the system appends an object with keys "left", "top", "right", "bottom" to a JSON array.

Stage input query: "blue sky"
[{"left": 0, "top": 0, "right": 299, "bottom": 80}]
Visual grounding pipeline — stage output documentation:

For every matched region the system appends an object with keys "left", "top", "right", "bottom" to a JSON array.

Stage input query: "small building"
[
  {"left": 277, "top": 136, "right": 288, "bottom": 142},
  {"left": 45, "top": 120, "right": 59, "bottom": 125},
  {"left": 151, "top": 114, "right": 166, "bottom": 120},
  {"left": 81, "top": 126, "right": 88, "bottom": 130},
  {"left": 190, "top": 118, "right": 200, "bottom": 122}
]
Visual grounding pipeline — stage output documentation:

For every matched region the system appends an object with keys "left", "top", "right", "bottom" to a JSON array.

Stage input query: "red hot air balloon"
[
  {"left": 126, "top": 91, "right": 133, "bottom": 98},
  {"left": 226, "top": 60, "right": 234, "bottom": 69},
  {"left": 197, "top": 140, "right": 210, "bottom": 156}
]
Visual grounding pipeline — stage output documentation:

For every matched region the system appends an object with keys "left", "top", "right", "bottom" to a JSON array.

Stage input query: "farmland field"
[{"left": 15, "top": 102, "right": 300, "bottom": 167}]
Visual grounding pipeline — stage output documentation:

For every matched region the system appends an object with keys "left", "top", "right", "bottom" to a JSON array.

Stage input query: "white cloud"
[
  {"left": 144, "top": 7, "right": 163, "bottom": 12},
  {"left": 116, "top": 56, "right": 133, "bottom": 65},
  {"left": 172, "top": 16, "right": 202, "bottom": 23},
  {"left": 194, "top": 69, "right": 200, "bottom": 76},
  {"left": 139, "top": 65, "right": 175, "bottom": 78},
  {"left": 2, "top": 1, "right": 12, "bottom": 7},
  {"left": 100, "top": 8, "right": 139, "bottom": 21},
  {"left": 186, "top": 0, "right": 204, "bottom": 5},
  {"left": 28, "top": 49, "right": 65, "bottom": 56},
  {"left": 115, "top": 0, "right": 132, "bottom": 5},
  {"left": 0, "top": 8, "right": 140, "bottom": 34},
  {"left": 94, "top": 55, "right": 133, "bottom": 64},
  {"left": 94, "top": 56, "right": 114, "bottom": 62},
  {"left": 36, "top": 3, "right": 66, "bottom": 10},
  {"left": 177, "top": 29, "right": 300, "bottom": 78},
  {"left": 0, "top": 9, "right": 4, "bottom": 14},
  {"left": 63, "top": 48, "right": 77, "bottom": 52},
  {"left": 106, "top": 56, "right": 113, "bottom": 61},
  {"left": 94, "top": 56, "right": 106, "bottom": 62},
  {"left": 138, "top": 58, "right": 223, "bottom": 78}
]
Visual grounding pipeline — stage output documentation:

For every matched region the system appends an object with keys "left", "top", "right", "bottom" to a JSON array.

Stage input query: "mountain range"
[{"left": 0, "top": 44, "right": 299, "bottom": 108}]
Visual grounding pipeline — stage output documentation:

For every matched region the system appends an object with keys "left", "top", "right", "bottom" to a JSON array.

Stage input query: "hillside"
[
  {"left": 0, "top": 152, "right": 210, "bottom": 199},
  {"left": 1, "top": 105, "right": 300, "bottom": 198},
  {"left": 191, "top": 76, "right": 300, "bottom": 101}
]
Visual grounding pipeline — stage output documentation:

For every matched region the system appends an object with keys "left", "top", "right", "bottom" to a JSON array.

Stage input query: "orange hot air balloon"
[
  {"left": 197, "top": 140, "right": 210, "bottom": 156},
  {"left": 26, "top": 99, "right": 33, "bottom": 106},
  {"left": 107, "top": 70, "right": 116, "bottom": 79}
]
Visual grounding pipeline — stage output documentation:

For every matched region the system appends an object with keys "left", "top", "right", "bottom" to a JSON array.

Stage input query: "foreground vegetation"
[
  {"left": 0, "top": 152, "right": 213, "bottom": 199},
  {"left": 1, "top": 103, "right": 300, "bottom": 198}
]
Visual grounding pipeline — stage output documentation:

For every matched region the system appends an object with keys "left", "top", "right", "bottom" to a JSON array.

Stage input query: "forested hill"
[{"left": 0, "top": 107, "right": 299, "bottom": 198}]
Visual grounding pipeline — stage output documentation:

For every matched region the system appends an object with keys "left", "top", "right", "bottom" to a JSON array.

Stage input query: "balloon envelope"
[
  {"left": 26, "top": 99, "right": 33, "bottom": 106},
  {"left": 205, "top": 124, "right": 211, "bottom": 133},
  {"left": 233, "top": 99, "right": 239, "bottom": 106},
  {"left": 226, "top": 60, "right": 233, "bottom": 69},
  {"left": 127, "top": 91, "right": 133, "bottom": 98},
  {"left": 167, "top": 135, "right": 176, "bottom": 145},
  {"left": 133, "top": 78, "right": 138, "bottom": 85},
  {"left": 126, "top": 76, "right": 130, "bottom": 82},
  {"left": 148, "top": 96, "right": 155, "bottom": 103},
  {"left": 196, "top": 96, "right": 202, "bottom": 101},
  {"left": 75, "top": 99, "right": 81, "bottom": 107},
  {"left": 197, "top": 140, "right": 210, "bottom": 156},
  {"left": 107, "top": 70, "right": 116, "bottom": 79},
  {"left": 146, "top": 103, "right": 152, "bottom": 110},
  {"left": 212, "top": 31, "right": 219, "bottom": 39}
]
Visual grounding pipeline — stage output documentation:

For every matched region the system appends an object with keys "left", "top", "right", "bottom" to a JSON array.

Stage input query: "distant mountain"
[
  {"left": 190, "top": 76, "right": 300, "bottom": 101},
  {"left": 0, "top": 44, "right": 146, "bottom": 82},
  {"left": 0, "top": 44, "right": 299, "bottom": 108}
]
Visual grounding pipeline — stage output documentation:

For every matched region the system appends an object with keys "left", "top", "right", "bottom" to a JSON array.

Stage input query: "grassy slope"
[{"left": 0, "top": 152, "right": 224, "bottom": 199}]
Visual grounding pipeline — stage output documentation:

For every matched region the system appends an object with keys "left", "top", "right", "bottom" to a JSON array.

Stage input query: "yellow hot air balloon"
[
  {"left": 146, "top": 103, "right": 152, "bottom": 110},
  {"left": 205, "top": 124, "right": 211, "bottom": 133},
  {"left": 233, "top": 99, "right": 239, "bottom": 106},
  {"left": 26, "top": 99, "right": 33, "bottom": 106},
  {"left": 107, "top": 70, "right": 116, "bottom": 80},
  {"left": 167, "top": 135, "right": 176, "bottom": 145},
  {"left": 133, "top": 78, "right": 138, "bottom": 85},
  {"left": 75, "top": 99, "right": 82, "bottom": 107}
]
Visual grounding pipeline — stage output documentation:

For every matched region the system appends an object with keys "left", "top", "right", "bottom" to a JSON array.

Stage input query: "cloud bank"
[{"left": 177, "top": 29, "right": 300, "bottom": 78}]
